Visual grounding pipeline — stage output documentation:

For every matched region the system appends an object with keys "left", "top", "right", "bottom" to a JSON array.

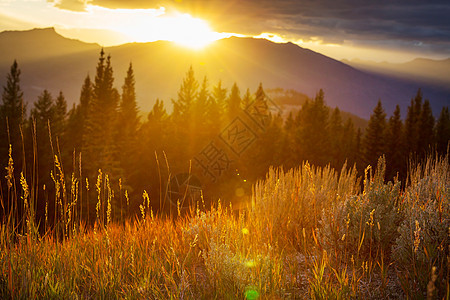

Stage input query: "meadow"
[{"left": 0, "top": 150, "right": 448, "bottom": 299}]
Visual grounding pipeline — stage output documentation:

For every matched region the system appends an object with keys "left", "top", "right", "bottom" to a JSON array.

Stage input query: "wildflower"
[{"left": 242, "top": 227, "right": 249, "bottom": 235}]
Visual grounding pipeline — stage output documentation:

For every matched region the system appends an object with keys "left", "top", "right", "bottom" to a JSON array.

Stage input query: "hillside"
[
  {"left": 343, "top": 57, "right": 450, "bottom": 88},
  {"left": 1, "top": 28, "right": 449, "bottom": 118}
]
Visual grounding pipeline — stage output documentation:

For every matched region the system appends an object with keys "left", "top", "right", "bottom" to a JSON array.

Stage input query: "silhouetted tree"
[
  {"left": 328, "top": 107, "right": 344, "bottom": 168},
  {"left": 404, "top": 89, "right": 422, "bottom": 155},
  {"left": 227, "top": 83, "right": 241, "bottom": 120},
  {"left": 83, "top": 49, "right": 120, "bottom": 175},
  {"left": 435, "top": 107, "right": 450, "bottom": 154},
  {"left": 53, "top": 91, "right": 67, "bottom": 140},
  {"left": 117, "top": 63, "right": 140, "bottom": 184},
  {"left": 297, "top": 89, "right": 329, "bottom": 166},
  {"left": 30, "top": 90, "right": 55, "bottom": 219},
  {"left": 193, "top": 76, "right": 210, "bottom": 135},
  {"left": 65, "top": 75, "right": 93, "bottom": 163},
  {"left": 417, "top": 99, "right": 434, "bottom": 155},
  {"left": 172, "top": 66, "right": 198, "bottom": 122},
  {"left": 385, "top": 105, "right": 404, "bottom": 180},
  {"left": 212, "top": 80, "right": 227, "bottom": 116},
  {"left": 363, "top": 100, "right": 386, "bottom": 169},
  {"left": 0, "top": 60, "right": 26, "bottom": 172},
  {"left": 241, "top": 88, "right": 253, "bottom": 110},
  {"left": 341, "top": 117, "right": 356, "bottom": 166}
]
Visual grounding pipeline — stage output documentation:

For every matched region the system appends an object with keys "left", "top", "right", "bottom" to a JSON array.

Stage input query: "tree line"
[{"left": 1, "top": 50, "right": 449, "bottom": 228}]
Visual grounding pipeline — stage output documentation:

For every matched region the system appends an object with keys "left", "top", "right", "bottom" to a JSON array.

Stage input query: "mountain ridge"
[{"left": 0, "top": 28, "right": 449, "bottom": 119}]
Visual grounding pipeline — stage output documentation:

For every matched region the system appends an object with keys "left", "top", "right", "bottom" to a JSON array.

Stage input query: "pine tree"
[
  {"left": 0, "top": 60, "right": 25, "bottom": 169},
  {"left": 385, "top": 105, "right": 404, "bottom": 180},
  {"left": 328, "top": 107, "right": 344, "bottom": 168},
  {"left": 83, "top": 50, "right": 120, "bottom": 175},
  {"left": 296, "top": 89, "right": 329, "bottom": 166},
  {"left": 79, "top": 75, "right": 93, "bottom": 119},
  {"left": 281, "top": 111, "right": 296, "bottom": 168},
  {"left": 341, "top": 117, "right": 356, "bottom": 166},
  {"left": 170, "top": 66, "right": 200, "bottom": 162},
  {"left": 206, "top": 91, "right": 222, "bottom": 135},
  {"left": 404, "top": 89, "right": 422, "bottom": 155},
  {"left": 355, "top": 128, "right": 363, "bottom": 170},
  {"left": 418, "top": 99, "right": 435, "bottom": 155},
  {"left": 117, "top": 63, "right": 140, "bottom": 183},
  {"left": 120, "top": 63, "right": 139, "bottom": 128},
  {"left": 227, "top": 83, "right": 241, "bottom": 120},
  {"left": 435, "top": 107, "right": 450, "bottom": 154},
  {"left": 65, "top": 75, "right": 93, "bottom": 157},
  {"left": 241, "top": 88, "right": 253, "bottom": 110},
  {"left": 212, "top": 80, "right": 227, "bottom": 115},
  {"left": 53, "top": 91, "right": 67, "bottom": 139},
  {"left": 134, "top": 99, "right": 169, "bottom": 208},
  {"left": 193, "top": 76, "right": 209, "bottom": 130},
  {"left": 31, "top": 90, "right": 55, "bottom": 208},
  {"left": 172, "top": 66, "right": 198, "bottom": 121},
  {"left": 363, "top": 100, "right": 386, "bottom": 169},
  {"left": 31, "top": 90, "right": 54, "bottom": 127}
]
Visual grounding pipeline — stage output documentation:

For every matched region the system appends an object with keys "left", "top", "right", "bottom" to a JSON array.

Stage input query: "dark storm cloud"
[{"left": 51, "top": 0, "right": 450, "bottom": 55}]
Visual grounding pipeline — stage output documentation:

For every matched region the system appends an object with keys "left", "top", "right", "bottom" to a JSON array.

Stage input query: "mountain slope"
[
  {"left": 343, "top": 58, "right": 450, "bottom": 88},
  {"left": 0, "top": 28, "right": 449, "bottom": 118}
]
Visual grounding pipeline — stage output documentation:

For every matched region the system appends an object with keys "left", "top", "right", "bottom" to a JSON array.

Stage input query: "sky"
[{"left": 1, "top": 0, "right": 449, "bottom": 62}]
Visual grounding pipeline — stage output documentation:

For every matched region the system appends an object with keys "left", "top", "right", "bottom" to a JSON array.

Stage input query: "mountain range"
[{"left": 0, "top": 27, "right": 449, "bottom": 119}]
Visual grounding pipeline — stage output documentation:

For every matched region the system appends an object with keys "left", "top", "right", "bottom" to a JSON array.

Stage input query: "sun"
[
  {"left": 116, "top": 11, "right": 223, "bottom": 49},
  {"left": 160, "top": 13, "right": 222, "bottom": 49}
]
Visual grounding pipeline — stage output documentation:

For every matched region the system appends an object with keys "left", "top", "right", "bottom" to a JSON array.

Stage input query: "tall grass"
[{"left": 0, "top": 146, "right": 449, "bottom": 298}]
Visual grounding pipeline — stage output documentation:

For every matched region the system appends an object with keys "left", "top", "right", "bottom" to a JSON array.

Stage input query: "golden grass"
[{"left": 0, "top": 151, "right": 448, "bottom": 299}]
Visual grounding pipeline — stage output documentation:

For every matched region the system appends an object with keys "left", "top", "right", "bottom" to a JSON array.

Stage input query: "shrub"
[
  {"left": 321, "top": 156, "right": 403, "bottom": 261},
  {"left": 393, "top": 154, "right": 449, "bottom": 298},
  {"left": 251, "top": 162, "right": 359, "bottom": 250}
]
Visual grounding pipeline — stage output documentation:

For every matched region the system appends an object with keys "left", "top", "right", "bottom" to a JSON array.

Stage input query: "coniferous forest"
[{"left": 0, "top": 51, "right": 449, "bottom": 298}]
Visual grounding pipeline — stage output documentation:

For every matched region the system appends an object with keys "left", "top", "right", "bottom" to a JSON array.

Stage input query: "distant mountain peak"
[{"left": 1, "top": 27, "right": 56, "bottom": 35}]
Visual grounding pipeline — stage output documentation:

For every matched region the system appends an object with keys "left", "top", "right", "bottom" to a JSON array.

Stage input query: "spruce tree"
[
  {"left": 0, "top": 60, "right": 25, "bottom": 169},
  {"left": 227, "top": 83, "right": 241, "bottom": 120},
  {"left": 172, "top": 66, "right": 198, "bottom": 121},
  {"left": 418, "top": 99, "right": 435, "bottom": 155},
  {"left": 328, "top": 107, "right": 344, "bottom": 168},
  {"left": 193, "top": 76, "right": 209, "bottom": 131},
  {"left": 212, "top": 80, "right": 227, "bottom": 115},
  {"left": 117, "top": 63, "right": 140, "bottom": 183},
  {"left": 385, "top": 105, "right": 404, "bottom": 180},
  {"left": 297, "top": 89, "right": 329, "bottom": 166},
  {"left": 355, "top": 128, "right": 363, "bottom": 170},
  {"left": 31, "top": 90, "right": 55, "bottom": 210},
  {"left": 435, "top": 107, "right": 450, "bottom": 154},
  {"left": 241, "top": 88, "right": 253, "bottom": 110},
  {"left": 341, "top": 117, "right": 356, "bottom": 166},
  {"left": 53, "top": 91, "right": 67, "bottom": 139},
  {"left": 65, "top": 75, "right": 92, "bottom": 158},
  {"left": 281, "top": 111, "right": 296, "bottom": 168},
  {"left": 363, "top": 100, "right": 386, "bottom": 169},
  {"left": 120, "top": 63, "right": 139, "bottom": 128},
  {"left": 31, "top": 90, "right": 54, "bottom": 128},
  {"left": 206, "top": 89, "right": 222, "bottom": 135},
  {"left": 83, "top": 50, "right": 120, "bottom": 175},
  {"left": 404, "top": 89, "right": 422, "bottom": 155}
]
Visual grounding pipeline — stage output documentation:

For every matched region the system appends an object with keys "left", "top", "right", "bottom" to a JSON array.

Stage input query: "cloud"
[
  {"left": 48, "top": 0, "right": 90, "bottom": 12},
  {"left": 48, "top": 0, "right": 450, "bottom": 56}
]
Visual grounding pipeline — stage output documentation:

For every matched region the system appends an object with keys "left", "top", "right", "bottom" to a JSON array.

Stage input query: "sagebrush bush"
[
  {"left": 251, "top": 162, "right": 359, "bottom": 250},
  {"left": 320, "top": 156, "right": 403, "bottom": 264},
  {"left": 393, "top": 154, "right": 449, "bottom": 298}
]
